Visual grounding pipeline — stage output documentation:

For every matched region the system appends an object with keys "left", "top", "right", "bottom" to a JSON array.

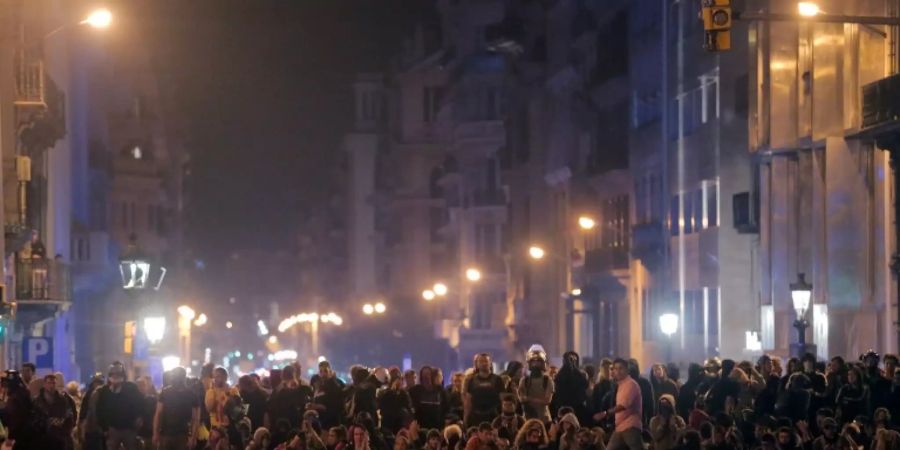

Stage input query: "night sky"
[{"left": 134, "top": 1, "right": 429, "bottom": 259}]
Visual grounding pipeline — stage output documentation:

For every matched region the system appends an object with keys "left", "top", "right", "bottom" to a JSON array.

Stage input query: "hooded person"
[
  {"left": 557, "top": 412, "right": 582, "bottom": 450},
  {"left": 677, "top": 363, "right": 704, "bottom": 420},
  {"left": 502, "top": 361, "right": 524, "bottom": 396},
  {"left": 554, "top": 351, "right": 589, "bottom": 422},
  {"left": 519, "top": 345, "right": 554, "bottom": 422},
  {"left": 649, "top": 394, "right": 685, "bottom": 450}
]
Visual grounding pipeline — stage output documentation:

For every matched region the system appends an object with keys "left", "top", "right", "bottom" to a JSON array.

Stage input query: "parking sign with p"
[{"left": 23, "top": 337, "right": 53, "bottom": 370}]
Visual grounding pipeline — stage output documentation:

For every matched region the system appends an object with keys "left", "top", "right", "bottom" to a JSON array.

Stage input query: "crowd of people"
[{"left": 0, "top": 346, "right": 899, "bottom": 450}]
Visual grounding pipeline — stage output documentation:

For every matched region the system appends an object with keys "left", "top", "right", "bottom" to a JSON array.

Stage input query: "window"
[
  {"left": 685, "top": 290, "right": 703, "bottom": 334},
  {"left": 692, "top": 189, "right": 703, "bottom": 233},
  {"left": 683, "top": 192, "right": 693, "bottom": 234},
  {"left": 669, "top": 194, "right": 680, "bottom": 236},
  {"left": 423, "top": 87, "right": 444, "bottom": 123},
  {"left": 704, "top": 180, "right": 719, "bottom": 228},
  {"left": 699, "top": 72, "right": 720, "bottom": 123}
]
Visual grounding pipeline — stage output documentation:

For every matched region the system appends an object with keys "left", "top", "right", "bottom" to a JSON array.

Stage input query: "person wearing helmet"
[
  {"left": 518, "top": 345, "right": 554, "bottom": 422},
  {"left": 2, "top": 369, "right": 40, "bottom": 448},
  {"left": 154, "top": 366, "right": 201, "bottom": 450},
  {"left": 861, "top": 350, "right": 893, "bottom": 415},
  {"left": 96, "top": 362, "right": 144, "bottom": 450}
]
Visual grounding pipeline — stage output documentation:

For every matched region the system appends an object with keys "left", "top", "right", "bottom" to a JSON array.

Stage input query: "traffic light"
[{"left": 702, "top": 0, "right": 732, "bottom": 52}]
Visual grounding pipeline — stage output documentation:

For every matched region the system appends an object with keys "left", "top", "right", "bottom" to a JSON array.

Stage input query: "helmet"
[
  {"left": 526, "top": 344, "right": 547, "bottom": 363},
  {"left": 704, "top": 357, "right": 722, "bottom": 371},
  {"left": 372, "top": 367, "right": 389, "bottom": 385},
  {"left": 860, "top": 350, "right": 880, "bottom": 363},
  {"left": 108, "top": 361, "right": 127, "bottom": 379}
]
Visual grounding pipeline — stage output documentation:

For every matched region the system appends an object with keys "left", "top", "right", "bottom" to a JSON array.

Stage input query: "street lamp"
[
  {"left": 363, "top": 303, "right": 375, "bottom": 315},
  {"left": 143, "top": 316, "right": 166, "bottom": 345},
  {"left": 225, "top": 321, "right": 233, "bottom": 329},
  {"left": 82, "top": 8, "right": 113, "bottom": 28},
  {"left": 790, "top": 273, "right": 813, "bottom": 356},
  {"left": 528, "top": 246, "right": 546, "bottom": 260},
  {"left": 571, "top": 288, "right": 582, "bottom": 296},
  {"left": 659, "top": 313, "right": 679, "bottom": 362},
  {"left": 422, "top": 290, "right": 436, "bottom": 301},
  {"left": 119, "top": 239, "right": 167, "bottom": 291},
  {"left": 578, "top": 216, "right": 597, "bottom": 230},
  {"left": 374, "top": 302, "right": 387, "bottom": 314},
  {"left": 465, "top": 268, "right": 482, "bottom": 282},
  {"left": 433, "top": 283, "right": 449, "bottom": 296},
  {"left": 193, "top": 313, "right": 207, "bottom": 327},
  {"left": 798, "top": 2, "right": 820, "bottom": 17},
  {"left": 177, "top": 305, "right": 196, "bottom": 321}
]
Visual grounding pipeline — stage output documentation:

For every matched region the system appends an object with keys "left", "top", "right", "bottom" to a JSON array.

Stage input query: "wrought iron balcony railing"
[
  {"left": 14, "top": 48, "right": 46, "bottom": 107},
  {"left": 16, "top": 258, "right": 71, "bottom": 303}
]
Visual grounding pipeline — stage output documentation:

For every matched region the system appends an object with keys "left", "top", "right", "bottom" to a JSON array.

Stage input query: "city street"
[{"left": 1, "top": 0, "right": 900, "bottom": 449}]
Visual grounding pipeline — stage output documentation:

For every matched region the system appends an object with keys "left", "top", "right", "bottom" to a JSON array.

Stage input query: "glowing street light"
[
  {"left": 422, "top": 290, "right": 436, "bottom": 301},
  {"left": 225, "top": 321, "right": 233, "bottom": 329},
  {"left": 177, "top": 305, "right": 196, "bottom": 321},
  {"left": 798, "top": 2, "right": 820, "bottom": 17},
  {"left": 268, "top": 335, "right": 278, "bottom": 344},
  {"left": 374, "top": 302, "right": 386, "bottom": 314},
  {"left": 82, "top": 8, "right": 113, "bottom": 28},
  {"left": 528, "top": 246, "right": 546, "bottom": 260},
  {"left": 433, "top": 283, "right": 449, "bottom": 296},
  {"left": 161, "top": 355, "right": 181, "bottom": 372},
  {"left": 193, "top": 313, "right": 208, "bottom": 327},
  {"left": 363, "top": 303, "right": 375, "bottom": 315},
  {"left": 659, "top": 313, "right": 679, "bottom": 337},
  {"left": 143, "top": 316, "right": 166, "bottom": 345},
  {"left": 571, "top": 288, "right": 582, "bottom": 296},
  {"left": 578, "top": 216, "right": 596, "bottom": 230},
  {"left": 790, "top": 273, "right": 813, "bottom": 356},
  {"left": 465, "top": 268, "right": 482, "bottom": 282},
  {"left": 659, "top": 313, "right": 679, "bottom": 362}
]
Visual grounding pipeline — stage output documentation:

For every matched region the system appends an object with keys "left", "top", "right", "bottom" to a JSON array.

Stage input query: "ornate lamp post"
[
  {"left": 119, "top": 238, "right": 167, "bottom": 291},
  {"left": 659, "top": 313, "right": 679, "bottom": 362},
  {"left": 790, "top": 273, "right": 815, "bottom": 357}
]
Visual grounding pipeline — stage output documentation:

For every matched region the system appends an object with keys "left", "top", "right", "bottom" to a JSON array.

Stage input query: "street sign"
[{"left": 23, "top": 337, "right": 53, "bottom": 370}]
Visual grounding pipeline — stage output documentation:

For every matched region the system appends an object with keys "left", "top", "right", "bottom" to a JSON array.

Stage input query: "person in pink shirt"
[{"left": 594, "top": 359, "right": 644, "bottom": 450}]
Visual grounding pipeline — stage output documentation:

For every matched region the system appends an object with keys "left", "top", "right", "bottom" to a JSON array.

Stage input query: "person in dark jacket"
[
  {"left": 754, "top": 355, "right": 781, "bottom": 418},
  {"left": 677, "top": 363, "right": 704, "bottom": 421},
  {"left": 409, "top": 365, "right": 448, "bottom": 431},
  {"left": 33, "top": 374, "right": 76, "bottom": 450},
  {"left": 311, "top": 361, "right": 346, "bottom": 428},
  {"left": 704, "top": 359, "right": 740, "bottom": 417},
  {"left": 650, "top": 364, "right": 679, "bottom": 404},
  {"left": 836, "top": 366, "right": 869, "bottom": 424},
  {"left": 378, "top": 375, "right": 412, "bottom": 434},
  {"left": 2, "top": 370, "right": 40, "bottom": 449},
  {"left": 780, "top": 372, "right": 812, "bottom": 424},
  {"left": 78, "top": 373, "right": 106, "bottom": 450},
  {"left": 628, "top": 358, "right": 656, "bottom": 426},
  {"left": 554, "top": 352, "right": 589, "bottom": 423},
  {"left": 96, "top": 362, "right": 144, "bottom": 450},
  {"left": 590, "top": 359, "right": 613, "bottom": 419}
]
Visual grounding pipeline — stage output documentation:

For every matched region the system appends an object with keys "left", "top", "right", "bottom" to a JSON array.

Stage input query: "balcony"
[
  {"left": 14, "top": 48, "right": 46, "bottom": 107},
  {"left": 584, "top": 247, "right": 629, "bottom": 273},
  {"left": 470, "top": 189, "right": 506, "bottom": 208},
  {"left": 631, "top": 221, "right": 665, "bottom": 268},
  {"left": 16, "top": 258, "right": 71, "bottom": 304}
]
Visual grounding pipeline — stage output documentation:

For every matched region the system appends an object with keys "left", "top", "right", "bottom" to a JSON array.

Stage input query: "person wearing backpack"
[{"left": 518, "top": 345, "right": 554, "bottom": 422}]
